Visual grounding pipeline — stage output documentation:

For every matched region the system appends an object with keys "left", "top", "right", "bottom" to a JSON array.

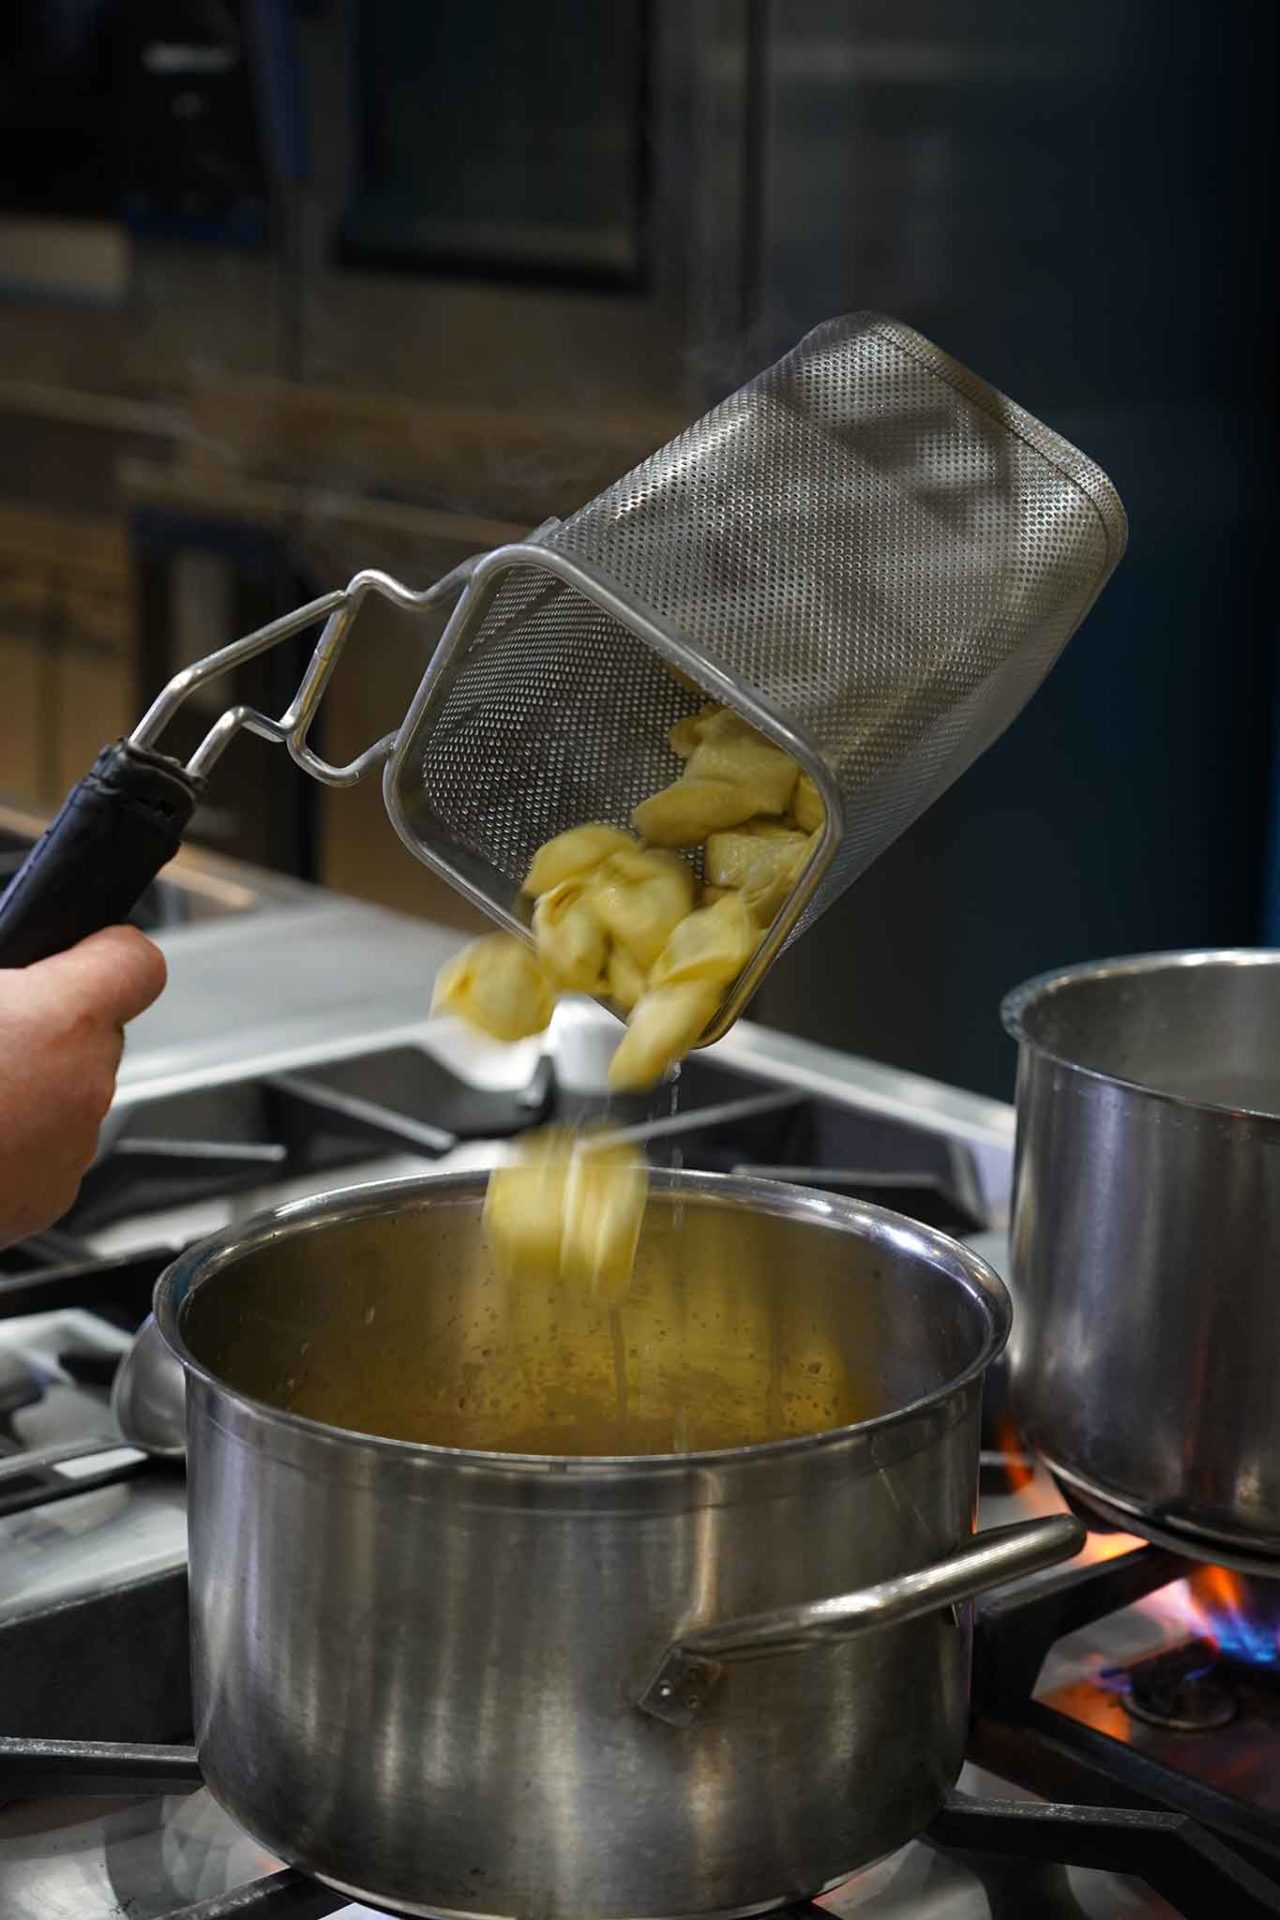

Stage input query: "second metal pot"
[
  {"left": 1004, "top": 949, "right": 1280, "bottom": 1563},
  {"left": 156, "top": 1169, "right": 1077, "bottom": 1920}
]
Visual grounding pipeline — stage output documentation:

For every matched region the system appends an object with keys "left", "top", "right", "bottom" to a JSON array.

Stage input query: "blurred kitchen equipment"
[
  {"left": 1004, "top": 949, "right": 1280, "bottom": 1567},
  {"left": 0, "top": 313, "right": 1124, "bottom": 1042},
  {"left": 0, "top": 1314, "right": 181, "bottom": 1491},
  {"left": 0, "top": 1348, "right": 41, "bottom": 1436},
  {"left": 156, "top": 1166, "right": 1079, "bottom": 1920}
]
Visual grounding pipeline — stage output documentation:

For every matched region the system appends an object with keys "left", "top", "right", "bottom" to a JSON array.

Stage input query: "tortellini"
[
  {"left": 705, "top": 822, "right": 813, "bottom": 926},
  {"left": 524, "top": 823, "right": 635, "bottom": 897},
  {"left": 485, "top": 1128, "right": 646, "bottom": 1304},
  {"left": 634, "top": 705, "right": 800, "bottom": 845},
  {"left": 483, "top": 1126, "right": 570, "bottom": 1284},
  {"left": 524, "top": 838, "right": 694, "bottom": 997},
  {"left": 607, "top": 982, "right": 724, "bottom": 1094},
  {"left": 560, "top": 1136, "right": 648, "bottom": 1303},
  {"left": 606, "top": 941, "right": 648, "bottom": 1012},
  {"left": 587, "top": 846, "right": 695, "bottom": 969},
  {"left": 649, "top": 892, "right": 758, "bottom": 989},
  {"left": 669, "top": 706, "right": 715, "bottom": 759},
  {"left": 609, "top": 893, "right": 758, "bottom": 1091},
  {"left": 681, "top": 707, "right": 800, "bottom": 817},
  {"left": 631, "top": 778, "right": 757, "bottom": 847},
  {"left": 531, "top": 880, "right": 608, "bottom": 994},
  {"left": 434, "top": 703, "right": 823, "bottom": 1090},
  {"left": 432, "top": 933, "right": 554, "bottom": 1042},
  {"left": 793, "top": 773, "right": 825, "bottom": 836}
]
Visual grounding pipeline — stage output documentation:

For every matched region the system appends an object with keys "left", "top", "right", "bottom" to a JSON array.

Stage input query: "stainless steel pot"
[
  {"left": 155, "top": 1169, "right": 1080, "bottom": 1920},
  {"left": 1004, "top": 949, "right": 1280, "bottom": 1563}
]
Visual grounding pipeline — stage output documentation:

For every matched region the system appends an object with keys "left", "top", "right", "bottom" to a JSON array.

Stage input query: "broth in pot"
[{"left": 180, "top": 1190, "right": 927, "bottom": 1455}]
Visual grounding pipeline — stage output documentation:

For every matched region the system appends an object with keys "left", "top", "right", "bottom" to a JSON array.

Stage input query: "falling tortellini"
[
  {"left": 432, "top": 702, "right": 825, "bottom": 1092},
  {"left": 484, "top": 1127, "right": 647, "bottom": 1305},
  {"left": 430, "top": 933, "right": 555, "bottom": 1043}
]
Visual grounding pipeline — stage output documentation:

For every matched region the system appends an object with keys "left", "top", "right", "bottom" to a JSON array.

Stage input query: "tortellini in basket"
[
  {"left": 433, "top": 704, "right": 825, "bottom": 1300},
  {"left": 432, "top": 702, "right": 824, "bottom": 1091}
]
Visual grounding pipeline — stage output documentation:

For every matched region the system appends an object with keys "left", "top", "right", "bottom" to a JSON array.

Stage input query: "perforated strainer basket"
[
  {"left": 0, "top": 313, "right": 1126, "bottom": 1042},
  {"left": 385, "top": 312, "right": 1126, "bottom": 1036}
]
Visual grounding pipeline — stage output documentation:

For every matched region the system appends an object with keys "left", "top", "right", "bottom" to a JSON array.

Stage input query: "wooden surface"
[
  {"left": 186, "top": 375, "right": 684, "bottom": 523},
  {"left": 0, "top": 266, "right": 687, "bottom": 928},
  {"left": 0, "top": 499, "right": 133, "bottom": 810}
]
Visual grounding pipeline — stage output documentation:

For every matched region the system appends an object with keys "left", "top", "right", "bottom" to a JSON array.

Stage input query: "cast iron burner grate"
[
  {"left": 0, "top": 1732, "right": 1273, "bottom": 1919},
  {"left": 2, "top": 1558, "right": 1280, "bottom": 1918},
  {"left": 971, "top": 1543, "right": 1280, "bottom": 1912}
]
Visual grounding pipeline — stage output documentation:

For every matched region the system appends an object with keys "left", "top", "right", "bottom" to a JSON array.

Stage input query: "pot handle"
[{"left": 637, "top": 1514, "right": 1083, "bottom": 1727}]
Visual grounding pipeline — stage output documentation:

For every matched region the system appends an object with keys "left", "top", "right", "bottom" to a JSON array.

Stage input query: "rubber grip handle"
[{"left": 0, "top": 742, "right": 204, "bottom": 968}]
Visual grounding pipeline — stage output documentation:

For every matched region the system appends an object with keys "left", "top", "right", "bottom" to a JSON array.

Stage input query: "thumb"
[{"left": 29, "top": 926, "right": 168, "bottom": 1028}]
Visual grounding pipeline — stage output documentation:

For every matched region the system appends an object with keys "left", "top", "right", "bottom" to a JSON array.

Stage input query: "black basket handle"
[{"left": 0, "top": 742, "right": 203, "bottom": 968}]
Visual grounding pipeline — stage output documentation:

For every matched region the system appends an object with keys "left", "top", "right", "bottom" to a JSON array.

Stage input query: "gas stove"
[{"left": 1, "top": 1010, "right": 1277, "bottom": 1918}]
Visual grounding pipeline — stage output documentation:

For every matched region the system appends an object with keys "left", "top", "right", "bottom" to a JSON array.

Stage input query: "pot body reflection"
[
  {"left": 159, "top": 1170, "right": 1015, "bottom": 1919},
  {"left": 1005, "top": 950, "right": 1280, "bottom": 1558}
]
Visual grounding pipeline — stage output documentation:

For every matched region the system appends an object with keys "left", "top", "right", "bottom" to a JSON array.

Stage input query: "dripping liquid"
[{"left": 665, "top": 1059, "right": 683, "bottom": 1444}]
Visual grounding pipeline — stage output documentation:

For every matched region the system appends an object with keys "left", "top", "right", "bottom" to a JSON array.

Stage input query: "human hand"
[{"left": 0, "top": 927, "right": 167, "bottom": 1248}]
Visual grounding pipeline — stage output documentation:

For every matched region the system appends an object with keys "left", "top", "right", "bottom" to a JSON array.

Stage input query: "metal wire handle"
[{"left": 129, "top": 560, "right": 481, "bottom": 787}]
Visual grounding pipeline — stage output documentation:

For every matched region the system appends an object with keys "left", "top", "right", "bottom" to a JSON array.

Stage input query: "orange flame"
[
  {"left": 1077, "top": 1523, "right": 1147, "bottom": 1565},
  {"left": 1189, "top": 1564, "right": 1247, "bottom": 1642},
  {"left": 987, "top": 1419, "right": 1141, "bottom": 1561},
  {"left": 1138, "top": 1564, "right": 1280, "bottom": 1667},
  {"left": 995, "top": 1412, "right": 1034, "bottom": 1492}
]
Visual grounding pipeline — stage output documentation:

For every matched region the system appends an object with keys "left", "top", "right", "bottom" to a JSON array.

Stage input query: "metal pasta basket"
[{"left": 0, "top": 313, "right": 1126, "bottom": 1041}]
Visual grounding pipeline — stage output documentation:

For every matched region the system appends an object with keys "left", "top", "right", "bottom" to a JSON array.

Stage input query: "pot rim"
[
  {"left": 1001, "top": 946, "right": 1280, "bottom": 1125},
  {"left": 153, "top": 1166, "right": 1010, "bottom": 1475}
]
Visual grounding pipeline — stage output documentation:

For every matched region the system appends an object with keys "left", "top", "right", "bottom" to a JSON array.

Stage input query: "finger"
[
  {"left": 30, "top": 926, "right": 168, "bottom": 1028},
  {"left": 92, "top": 1021, "right": 126, "bottom": 1099}
]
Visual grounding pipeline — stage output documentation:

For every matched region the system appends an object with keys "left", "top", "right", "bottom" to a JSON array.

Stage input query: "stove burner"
[{"left": 1121, "top": 1640, "right": 1238, "bottom": 1732}]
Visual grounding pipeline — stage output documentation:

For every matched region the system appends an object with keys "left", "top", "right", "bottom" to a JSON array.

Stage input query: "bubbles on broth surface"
[{"left": 192, "top": 1199, "right": 875, "bottom": 1458}]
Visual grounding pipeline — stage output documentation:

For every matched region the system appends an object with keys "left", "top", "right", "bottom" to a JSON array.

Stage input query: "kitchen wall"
[
  {"left": 747, "top": 0, "right": 1280, "bottom": 1093},
  {"left": 0, "top": 220, "right": 689, "bottom": 932},
  {"left": 0, "top": 0, "right": 729, "bottom": 935},
  {"left": 0, "top": 0, "right": 1276, "bottom": 1093}
]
